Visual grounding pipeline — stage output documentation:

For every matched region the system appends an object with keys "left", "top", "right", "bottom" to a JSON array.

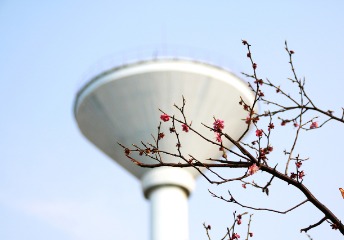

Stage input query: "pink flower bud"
[
  {"left": 310, "top": 121, "right": 318, "bottom": 129},
  {"left": 160, "top": 114, "right": 170, "bottom": 122}
]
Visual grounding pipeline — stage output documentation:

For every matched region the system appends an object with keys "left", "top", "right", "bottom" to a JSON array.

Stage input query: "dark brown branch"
[
  {"left": 210, "top": 189, "right": 308, "bottom": 214},
  {"left": 300, "top": 216, "right": 327, "bottom": 233},
  {"left": 260, "top": 165, "right": 344, "bottom": 234},
  {"left": 203, "top": 223, "right": 212, "bottom": 240}
]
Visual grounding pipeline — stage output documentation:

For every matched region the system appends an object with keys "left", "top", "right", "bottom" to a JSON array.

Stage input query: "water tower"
[{"left": 74, "top": 58, "right": 255, "bottom": 240}]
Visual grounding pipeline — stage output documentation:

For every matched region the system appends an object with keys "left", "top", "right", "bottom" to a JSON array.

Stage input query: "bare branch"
[
  {"left": 209, "top": 189, "right": 308, "bottom": 214},
  {"left": 203, "top": 223, "right": 212, "bottom": 240},
  {"left": 300, "top": 217, "right": 327, "bottom": 233}
]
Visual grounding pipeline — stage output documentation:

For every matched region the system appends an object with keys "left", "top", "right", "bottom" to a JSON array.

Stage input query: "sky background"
[{"left": 1, "top": 1, "right": 344, "bottom": 239}]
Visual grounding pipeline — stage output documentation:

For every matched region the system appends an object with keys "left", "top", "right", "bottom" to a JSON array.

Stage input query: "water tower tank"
[{"left": 74, "top": 58, "right": 255, "bottom": 240}]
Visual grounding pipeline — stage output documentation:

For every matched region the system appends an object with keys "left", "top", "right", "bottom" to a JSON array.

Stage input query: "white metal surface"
[{"left": 74, "top": 59, "right": 255, "bottom": 180}]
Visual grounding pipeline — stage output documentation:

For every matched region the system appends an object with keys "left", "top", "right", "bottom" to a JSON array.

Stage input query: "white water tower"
[{"left": 74, "top": 58, "right": 255, "bottom": 240}]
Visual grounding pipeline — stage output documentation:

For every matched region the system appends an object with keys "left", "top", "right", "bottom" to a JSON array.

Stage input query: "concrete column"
[
  {"left": 141, "top": 168, "right": 195, "bottom": 240},
  {"left": 149, "top": 185, "right": 189, "bottom": 240}
]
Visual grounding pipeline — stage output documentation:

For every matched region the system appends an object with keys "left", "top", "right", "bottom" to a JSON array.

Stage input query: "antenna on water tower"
[{"left": 74, "top": 58, "right": 255, "bottom": 240}]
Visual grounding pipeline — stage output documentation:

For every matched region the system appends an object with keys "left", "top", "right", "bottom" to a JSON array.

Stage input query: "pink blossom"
[
  {"left": 213, "top": 119, "right": 225, "bottom": 132},
  {"left": 232, "top": 233, "right": 240, "bottom": 240},
  {"left": 298, "top": 170, "right": 305, "bottom": 179},
  {"left": 254, "top": 79, "right": 263, "bottom": 85},
  {"left": 248, "top": 163, "right": 259, "bottom": 175},
  {"left": 215, "top": 132, "right": 222, "bottom": 142},
  {"left": 255, "top": 129, "right": 263, "bottom": 137},
  {"left": 182, "top": 124, "right": 189, "bottom": 132},
  {"left": 268, "top": 122, "right": 274, "bottom": 131},
  {"left": 160, "top": 114, "right": 170, "bottom": 122},
  {"left": 242, "top": 183, "right": 247, "bottom": 189},
  {"left": 310, "top": 121, "right": 318, "bottom": 129}
]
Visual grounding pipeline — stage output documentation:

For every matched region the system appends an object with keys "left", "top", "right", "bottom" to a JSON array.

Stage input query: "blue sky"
[{"left": 1, "top": 1, "right": 344, "bottom": 239}]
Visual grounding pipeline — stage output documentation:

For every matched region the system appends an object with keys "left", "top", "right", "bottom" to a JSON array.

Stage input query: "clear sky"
[{"left": 1, "top": 1, "right": 344, "bottom": 240}]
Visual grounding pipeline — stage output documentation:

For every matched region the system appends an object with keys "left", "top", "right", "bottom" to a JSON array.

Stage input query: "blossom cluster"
[
  {"left": 259, "top": 146, "right": 273, "bottom": 161},
  {"left": 213, "top": 119, "right": 224, "bottom": 142},
  {"left": 160, "top": 114, "right": 189, "bottom": 133},
  {"left": 213, "top": 119, "right": 225, "bottom": 132},
  {"left": 290, "top": 160, "right": 305, "bottom": 180}
]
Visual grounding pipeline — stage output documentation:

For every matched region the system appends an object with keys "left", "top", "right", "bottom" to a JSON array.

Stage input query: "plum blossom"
[
  {"left": 248, "top": 163, "right": 259, "bottom": 175},
  {"left": 213, "top": 119, "right": 225, "bottom": 132},
  {"left": 298, "top": 170, "right": 305, "bottom": 179},
  {"left": 310, "top": 121, "right": 318, "bottom": 129},
  {"left": 268, "top": 122, "right": 274, "bottom": 131},
  {"left": 160, "top": 114, "right": 170, "bottom": 122},
  {"left": 255, "top": 129, "right": 263, "bottom": 137},
  {"left": 182, "top": 124, "right": 189, "bottom": 132},
  {"left": 231, "top": 233, "right": 240, "bottom": 240},
  {"left": 215, "top": 132, "right": 222, "bottom": 142},
  {"left": 236, "top": 215, "right": 243, "bottom": 224}
]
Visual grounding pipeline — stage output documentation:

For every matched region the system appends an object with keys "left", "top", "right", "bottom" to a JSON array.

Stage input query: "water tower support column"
[{"left": 142, "top": 168, "right": 195, "bottom": 240}]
